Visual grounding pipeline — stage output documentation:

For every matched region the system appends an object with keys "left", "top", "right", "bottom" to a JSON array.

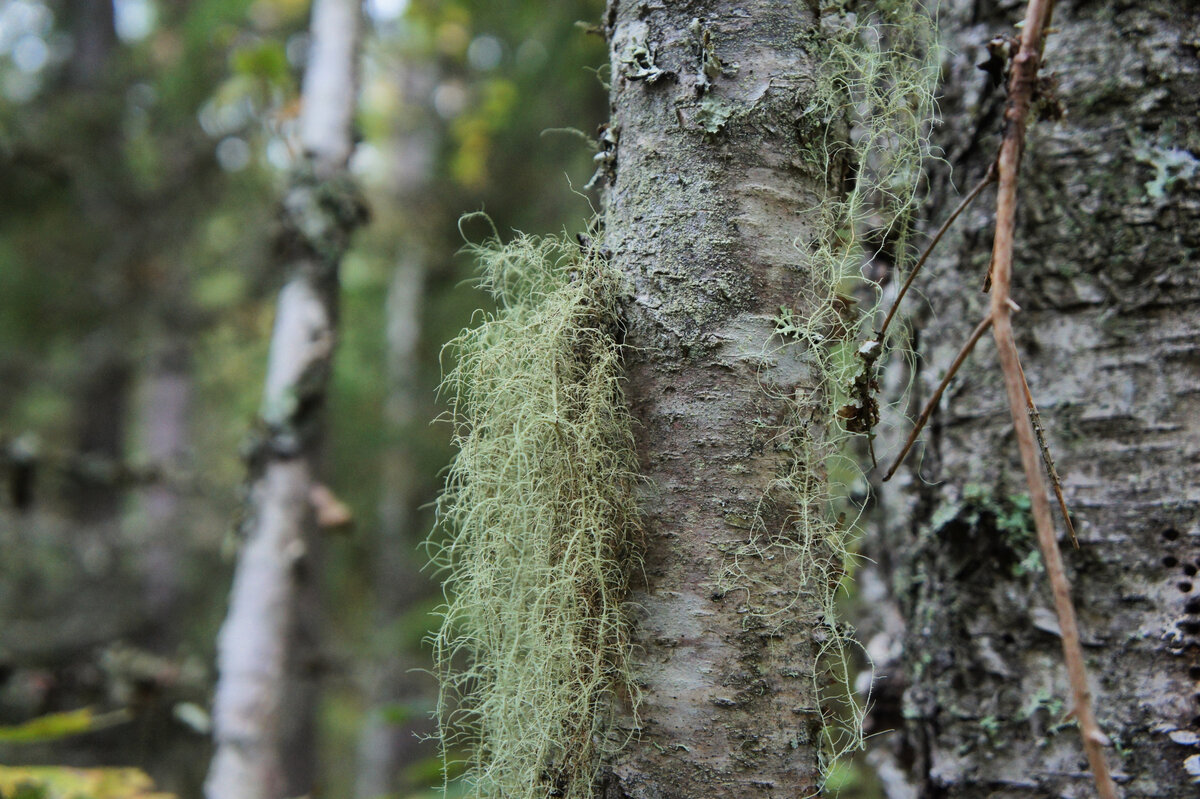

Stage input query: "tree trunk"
[
  {"left": 869, "top": 0, "right": 1200, "bottom": 796},
  {"left": 599, "top": 3, "right": 852, "bottom": 795},
  {"left": 63, "top": 0, "right": 116, "bottom": 89},
  {"left": 354, "top": 54, "right": 441, "bottom": 799},
  {"left": 137, "top": 326, "right": 192, "bottom": 646},
  {"left": 354, "top": 254, "right": 431, "bottom": 799},
  {"left": 204, "top": 1, "right": 364, "bottom": 797}
]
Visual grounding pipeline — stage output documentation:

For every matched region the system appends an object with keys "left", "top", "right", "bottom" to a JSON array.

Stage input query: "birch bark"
[
  {"left": 205, "top": 2, "right": 364, "bottom": 797},
  {"left": 868, "top": 1, "right": 1200, "bottom": 795}
]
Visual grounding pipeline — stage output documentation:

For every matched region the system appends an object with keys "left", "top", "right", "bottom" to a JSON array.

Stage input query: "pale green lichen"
[
  {"left": 732, "top": 0, "right": 941, "bottom": 783},
  {"left": 431, "top": 1, "right": 940, "bottom": 793},
  {"left": 429, "top": 232, "right": 641, "bottom": 799},
  {"left": 1132, "top": 140, "right": 1199, "bottom": 199}
]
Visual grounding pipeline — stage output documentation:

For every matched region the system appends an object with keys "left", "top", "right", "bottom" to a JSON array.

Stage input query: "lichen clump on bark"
[{"left": 430, "top": 233, "right": 641, "bottom": 799}]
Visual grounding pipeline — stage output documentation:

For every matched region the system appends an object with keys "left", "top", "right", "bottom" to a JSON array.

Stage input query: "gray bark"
[
  {"left": 868, "top": 1, "right": 1200, "bottom": 796},
  {"left": 599, "top": 2, "right": 849, "bottom": 796},
  {"left": 204, "top": 1, "right": 364, "bottom": 797}
]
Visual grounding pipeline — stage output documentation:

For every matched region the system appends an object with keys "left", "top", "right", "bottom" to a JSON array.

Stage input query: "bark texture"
[
  {"left": 868, "top": 1, "right": 1200, "bottom": 796},
  {"left": 204, "top": 1, "right": 364, "bottom": 797},
  {"left": 600, "top": 2, "right": 849, "bottom": 796}
]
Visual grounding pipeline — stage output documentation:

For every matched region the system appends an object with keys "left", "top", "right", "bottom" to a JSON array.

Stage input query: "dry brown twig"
[
  {"left": 875, "top": 0, "right": 1119, "bottom": 793},
  {"left": 882, "top": 313, "right": 993, "bottom": 482},
  {"left": 875, "top": 164, "right": 997, "bottom": 344},
  {"left": 988, "top": 1, "right": 1116, "bottom": 793}
]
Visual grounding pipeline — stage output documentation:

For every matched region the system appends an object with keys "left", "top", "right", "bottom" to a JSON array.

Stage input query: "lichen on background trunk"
[
  {"left": 598, "top": 1, "right": 935, "bottom": 796},
  {"left": 867, "top": 0, "right": 1200, "bottom": 796},
  {"left": 204, "top": 1, "right": 365, "bottom": 797}
]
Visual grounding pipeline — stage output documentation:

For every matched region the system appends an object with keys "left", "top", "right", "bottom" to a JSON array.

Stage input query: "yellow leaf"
[{"left": 0, "top": 766, "right": 176, "bottom": 799}]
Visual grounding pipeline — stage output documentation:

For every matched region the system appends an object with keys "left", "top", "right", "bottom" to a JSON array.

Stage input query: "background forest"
[
  {"left": 0, "top": 0, "right": 611, "bottom": 796},
  {"left": 4, "top": 0, "right": 1198, "bottom": 797}
]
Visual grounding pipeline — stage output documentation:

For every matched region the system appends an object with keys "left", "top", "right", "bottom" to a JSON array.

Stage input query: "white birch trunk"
[{"left": 205, "top": 2, "right": 364, "bottom": 797}]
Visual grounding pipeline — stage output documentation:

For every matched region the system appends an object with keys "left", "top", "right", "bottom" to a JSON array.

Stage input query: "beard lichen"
[
  {"left": 429, "top": 232, "right": 641, "bottom": 799},
  {"left": 810, "top": 0, "right": 939, "bottom": 777},
  {"left": 745, "top": 0, "right": 940, "bottom": 783},
  {"left": 430, "top": 0, "right": 938, "bottom": 793}
]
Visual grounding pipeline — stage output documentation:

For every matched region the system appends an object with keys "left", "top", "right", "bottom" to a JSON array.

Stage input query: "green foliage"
[
  {"left": 0, "top": 709, "right": 128, "bottom": 745},
  {"left": 430, "top": 231, "right": 641, "bottom": 799}
]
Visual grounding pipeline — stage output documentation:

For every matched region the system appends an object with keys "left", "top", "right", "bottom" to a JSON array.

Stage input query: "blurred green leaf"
[
  {"left": 231, "top": 40, "right": 291, "bottom": 86},
  {"left": 0, "top": 709, "right": 129, "bottom": 745}
]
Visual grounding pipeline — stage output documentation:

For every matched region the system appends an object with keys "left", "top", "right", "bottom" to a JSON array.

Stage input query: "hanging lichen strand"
[
  {"left": 430, "top": 234, "right": 642, "bottom": 799},
  {"left": 752, "top": 1, "right": 939, "bottom": 775}
]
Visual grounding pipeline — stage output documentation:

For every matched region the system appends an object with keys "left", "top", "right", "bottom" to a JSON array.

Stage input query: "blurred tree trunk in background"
[
  {"left": 62, "top": 0, "right": 116, "bottom": 88},
  {"left": 354, "top": 251, "right": 430, "bottom": 799},
  {"left": 205, "top": 1, "right": 365, "bottom": 797},
  {"left": 353, "top": 42, "right": 445, "bottom": 798},
  {"left": 597, "top": 2, "right": 850, "bottom": 795},
  {"left": 137, "top": 301, "right": 195, "bottom": 647},
  {"left": 61, "top": 0, "right": 131, "bottom": 534},
  {"left": 866, "top": 0, "right": 1200, "bottom": 796}
]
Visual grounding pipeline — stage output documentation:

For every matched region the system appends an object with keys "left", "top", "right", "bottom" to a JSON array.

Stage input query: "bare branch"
[
  {"left": 876, "top": 166, "right": 996, "bottom": 342},
  {"left": 883, "top": 313, "right": 993, "bottom": 482},
  {"left": 986, "top": 0, "right": 1117, "bottom": 793}
]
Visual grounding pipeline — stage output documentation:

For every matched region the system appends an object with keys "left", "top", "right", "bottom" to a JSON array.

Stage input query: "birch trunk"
[
  {"left": 599, "top": 3, "right": 848, "bottom": 795},
  {"left": 205, "top": 1, "right": 364, "bottom": 797},
  {"left": 868, "top": 0, "right": 1200, "bottom": 795}
]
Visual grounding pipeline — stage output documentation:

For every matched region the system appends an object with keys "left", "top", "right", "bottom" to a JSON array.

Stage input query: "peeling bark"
[
  {"left": 868, "top": 1, "right": 1200, "bottom": 796},
  {"left": 599, "top": 3, "right": 848, "bottom": 796},
  {"left": 204, "top": 1, "right": 365, "bottom": 797}
]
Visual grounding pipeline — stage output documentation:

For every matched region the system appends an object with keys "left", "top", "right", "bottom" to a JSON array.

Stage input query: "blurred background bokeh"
[{"left": 0, "top": 1, "right": 608, "bottom": 795}]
